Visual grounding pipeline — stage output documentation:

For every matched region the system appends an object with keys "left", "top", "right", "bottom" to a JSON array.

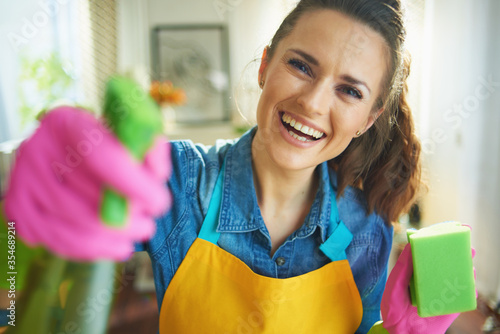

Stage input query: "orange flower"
[
  {"left": 166, "top": 89, "right": 187, "bottom": 105},
  {"left": 149, "top": 80, "right": 186, "bottom": 106}
]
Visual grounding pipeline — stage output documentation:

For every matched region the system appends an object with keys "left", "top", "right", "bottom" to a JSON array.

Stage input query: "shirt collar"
[
  {"left": 217, "top": 127, "right": 261, "bottom": 232},
  {"left": 217, "top": 126, "right": 337, "bottom": 243}
]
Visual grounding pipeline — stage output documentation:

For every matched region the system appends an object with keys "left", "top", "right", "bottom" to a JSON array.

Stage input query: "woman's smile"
[
  {"left": 277, "top": 111, "right": 327, "bottom": 148},
  {"left": 280, "top": 112, "right": 325, "bottom": 141}
]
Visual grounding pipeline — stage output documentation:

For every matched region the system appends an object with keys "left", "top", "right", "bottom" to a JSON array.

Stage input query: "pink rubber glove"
[
  {"left": 381, "top": 243, "right": 476, "bottom": 334},
  {"left": 3, "top": 106, "right": 171, "bottom": 261}
]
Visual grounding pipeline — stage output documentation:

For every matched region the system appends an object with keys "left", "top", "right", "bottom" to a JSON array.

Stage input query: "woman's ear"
[
  {"left": 363, "top": 107, "right": 385, "bottom": 133},
  {"left": 258, "top": 46, "right": 269, "bottom": 86}
]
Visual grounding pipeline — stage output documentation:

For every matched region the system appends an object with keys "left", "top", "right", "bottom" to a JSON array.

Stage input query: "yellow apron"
[{"left": 159, "top": 165, "right": 363, "bottom": 333}]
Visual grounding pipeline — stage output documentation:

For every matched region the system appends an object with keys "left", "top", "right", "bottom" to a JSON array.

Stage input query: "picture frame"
[{"left": 151, "top": 24, "right": 231, "bottom": 124}]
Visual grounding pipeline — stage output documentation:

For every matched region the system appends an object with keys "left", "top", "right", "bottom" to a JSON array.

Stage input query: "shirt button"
[{"left": 275, "top": 257, "right": 286, "bottom": 266}]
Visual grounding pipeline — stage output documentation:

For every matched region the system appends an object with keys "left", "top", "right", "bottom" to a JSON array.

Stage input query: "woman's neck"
[
  {"left": 252, "top": 153, "right": 318, "bottom": 209},
  {"left": 251, "top": 139, "right": 319, "bottom": 255}
]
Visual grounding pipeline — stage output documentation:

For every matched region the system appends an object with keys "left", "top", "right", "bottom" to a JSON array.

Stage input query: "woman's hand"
[
  {"left": 380, "top": 243, "right": 470, "bottom": 334},
  {"left": 3, "top": 106, "right": 171, "bottom": 261}
]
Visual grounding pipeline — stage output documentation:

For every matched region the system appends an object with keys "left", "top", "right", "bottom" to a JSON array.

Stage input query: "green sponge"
[
  {"left": 103, "top": 76, "right": 162, "bottom": 161},
  {"left": 100, "top": 76, "right": 163, "bottom": 227},
  {"left": 407, "top": 222, "right": 476, "bottom": 317}
]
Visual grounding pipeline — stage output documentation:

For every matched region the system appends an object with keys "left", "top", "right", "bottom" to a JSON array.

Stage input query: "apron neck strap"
[
  {"left": 198, "top": 162, "right": 353, "bottom": 262},
  {"left": 198, "top": 161, "right": 226, "bottom": 245}
]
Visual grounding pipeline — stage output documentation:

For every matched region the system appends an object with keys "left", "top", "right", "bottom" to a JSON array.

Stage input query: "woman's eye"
[
  {"left": 339, "top": 86, "right": 362, "bottom": 99},
  {"left": 288, "top": 58, "right": 311, "bottom": 76}
]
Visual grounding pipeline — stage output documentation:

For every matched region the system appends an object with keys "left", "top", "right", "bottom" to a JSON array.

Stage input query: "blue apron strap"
[
  {"left": 198, "top": 161, "right": 225, "bottom": 245},
  {"left": 319, "top": 185, "right": 353, "bottom": 262}
]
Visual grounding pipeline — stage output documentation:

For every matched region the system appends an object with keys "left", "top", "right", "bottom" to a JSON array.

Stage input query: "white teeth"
[
  {"left": 281, "top": 113, "right": 324, "bottom": 139},
  {"left": 288, "top": 130, "right": 309, "bottom": 142}
]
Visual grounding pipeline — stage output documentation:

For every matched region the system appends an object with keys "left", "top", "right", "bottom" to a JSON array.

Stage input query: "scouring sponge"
[
  {"left": 103, "top": 76, "right": 162, "bottom": 161},
  {"left": 407, "top": 222, "right": 476, "bottom": 317},
  {"left": 100, "top": 76, "right": 163, "bottom": 226}
]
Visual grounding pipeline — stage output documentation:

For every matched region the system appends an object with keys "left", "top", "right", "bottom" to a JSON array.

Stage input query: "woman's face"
[{"left": 254, "top": 9, "right": 388, "bottom": 171}]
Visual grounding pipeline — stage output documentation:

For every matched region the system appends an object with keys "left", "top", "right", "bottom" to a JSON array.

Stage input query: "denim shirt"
[{"left": 136, "top": 128, "right": 393, "bottom": 334}]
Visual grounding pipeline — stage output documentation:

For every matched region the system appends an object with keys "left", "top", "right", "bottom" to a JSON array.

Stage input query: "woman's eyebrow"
[
  {"left": 288, "top": 48, "right": 319, "bottom": 66},
  {"left": 340, "top": 74, "right": 371, "bottom": 94}
]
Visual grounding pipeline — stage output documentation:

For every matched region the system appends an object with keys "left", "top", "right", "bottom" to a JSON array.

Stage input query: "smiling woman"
[
  {"left": 151, "top": 1, "right": 425, "bottom": 333},
  {"left": 259, "top": 1, "right": 421, "bottom": 226}
]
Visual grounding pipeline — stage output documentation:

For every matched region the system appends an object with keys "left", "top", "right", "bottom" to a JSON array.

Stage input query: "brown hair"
[{"left": 267, "top": 0, "right": 422, "bottom": 223}]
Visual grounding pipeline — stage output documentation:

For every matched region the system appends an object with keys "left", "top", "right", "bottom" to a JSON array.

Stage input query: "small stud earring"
[
  {"left": 260, "top": 80, "right": 264, "bottom": 88},
  {"left": 356, "top": 131, "right": 362, "bottom": 136}
]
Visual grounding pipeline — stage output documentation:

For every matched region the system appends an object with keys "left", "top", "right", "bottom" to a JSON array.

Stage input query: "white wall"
[
  {"left": 148, "top": 0, "right": 222, "bottom": 26},
  {"left": 472, "top": 0, "right": 500, "bottom": 304}
]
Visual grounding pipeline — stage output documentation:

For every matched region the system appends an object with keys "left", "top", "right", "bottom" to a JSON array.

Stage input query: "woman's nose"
[{"left": 296, "top": 81, "right": 332, "bottom": 116}]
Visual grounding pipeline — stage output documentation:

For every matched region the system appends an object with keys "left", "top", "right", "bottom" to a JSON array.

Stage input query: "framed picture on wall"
[{"left": 151, "top": 24, "right": 231, "bottom": 124}]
